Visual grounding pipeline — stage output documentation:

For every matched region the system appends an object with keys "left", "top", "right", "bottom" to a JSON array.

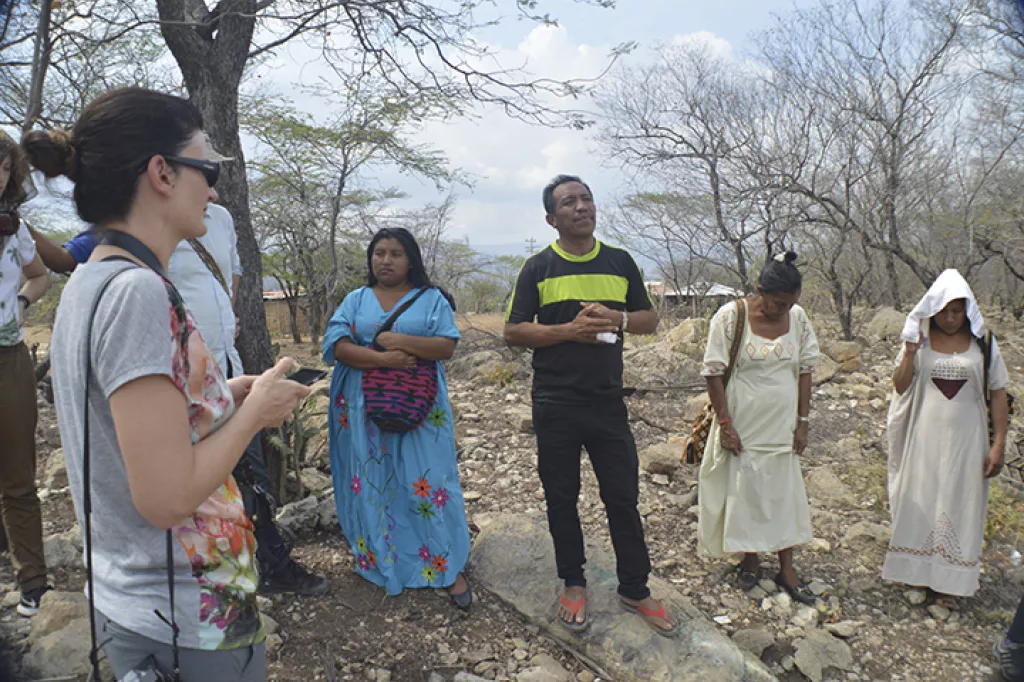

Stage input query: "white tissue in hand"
[{"left": 596, "top": 332, "right": 618, "bottom": 344}]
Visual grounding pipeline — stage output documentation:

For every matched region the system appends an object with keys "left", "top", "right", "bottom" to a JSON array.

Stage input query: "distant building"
[{"left": 646, "top": 281, "right": 742, "bottom": 311}]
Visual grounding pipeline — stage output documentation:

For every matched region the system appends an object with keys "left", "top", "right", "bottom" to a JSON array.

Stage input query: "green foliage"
[
  {"left": 268, "top": 396, "right": 327, "bottom": 503},
  {"left": 483, "top": 363, "right": 517, "bottom": 387},
  {"left": 986, "top": 483, "right": 1024, "bottom": 543}
]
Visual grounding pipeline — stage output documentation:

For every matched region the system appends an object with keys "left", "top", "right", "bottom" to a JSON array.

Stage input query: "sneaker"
[
  {"left": 259, "top": 561, "right": 329, "bottom": 596},
  {"left": 995, "top": 637, "right": 1024, "bottom": 681},
  {"left": 17, "top": 585, "right": 52, "bottom": 617}
]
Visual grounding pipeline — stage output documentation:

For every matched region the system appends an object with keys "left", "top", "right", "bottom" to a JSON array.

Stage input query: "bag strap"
[
  {"left": 370, "top": 287, "right": 432, "bottom": 351},
  {"left": 83, "top": 260, "right": 182, "bottom": 681},
  {"left": 722, "top": 298, "right": 746, "bottom": 388},
  {"left": 982, "top": 331, "right": 993, "bottom": 404},
  {"left": 188, "top": 237, "right": 231, "bottom": 298}
]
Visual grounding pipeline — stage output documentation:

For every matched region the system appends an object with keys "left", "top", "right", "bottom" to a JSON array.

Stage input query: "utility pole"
[{"left": 526, "top": 237, "right": 537, "bottom": 256}]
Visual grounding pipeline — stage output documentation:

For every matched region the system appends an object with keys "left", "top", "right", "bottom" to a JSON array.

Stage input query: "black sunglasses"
[{"left": 164, "top": 155, "right": 220, "bottom": 188}]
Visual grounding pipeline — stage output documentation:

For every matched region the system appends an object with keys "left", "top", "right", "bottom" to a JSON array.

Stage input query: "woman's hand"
[
  {"left": 985, "top": 443, "right": 1006, "bottom": 479},
  {"left": 245, "top": 357, "right": 311, "bottom": 428},
  {"left": 793, "top": 421, "right": 809, "bottom": 455},
  {"left": 381, "top": 349, "right": 417, "bottom": 369},
  {"left": 721, "top": 423, "right": 743, "bottom": 454},
  {"left": 226, "top": 375, "right": 257, "bottom": 406},
  {"left": 375, "top": 331, "right": 399, "bottom": 349}
]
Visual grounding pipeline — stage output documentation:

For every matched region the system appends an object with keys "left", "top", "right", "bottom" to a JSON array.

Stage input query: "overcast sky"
[{"left": 23, "top": 0, "right": 815, "bottom": 256}]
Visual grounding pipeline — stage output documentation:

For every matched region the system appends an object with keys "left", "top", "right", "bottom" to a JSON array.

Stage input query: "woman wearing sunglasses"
[
  {"left": 22, "top": 87, "right": 309, "bottom": 681},
  {"left": 0, "top": 132, "right": 51, "bottom": 618}
]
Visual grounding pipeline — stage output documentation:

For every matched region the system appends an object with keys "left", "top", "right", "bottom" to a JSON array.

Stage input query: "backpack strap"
[{"left": 722, "top": 298, "right": 746, "bottom": 388}]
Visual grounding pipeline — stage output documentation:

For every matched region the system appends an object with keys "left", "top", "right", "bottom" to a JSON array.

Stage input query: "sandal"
[
  {"left": 929, "top": 590, "right": 958, "bottom": 610},
  {"left": 558, "top": 592, "right": 589, "bottom": 633},
  {"left": 448, "top": 573, "right": 473, "bottom": 612},
  {"left": 620, "top": 597, "right": 679, "bottom": 638},
  {"left": 738, "top": 569, "right": 760, "bottom": 592},
  {"left": 774, "top": 572, "right": 816, "bottom": 606}
]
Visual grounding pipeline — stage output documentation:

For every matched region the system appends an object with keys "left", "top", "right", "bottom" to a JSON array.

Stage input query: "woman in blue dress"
[{"left": 322, "top": 227, "right": 472, "bottom": 609}]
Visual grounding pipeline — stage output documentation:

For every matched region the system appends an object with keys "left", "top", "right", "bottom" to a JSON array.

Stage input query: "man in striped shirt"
[{"left": 504, "top": 175, "right": 677, "bottom": 637}]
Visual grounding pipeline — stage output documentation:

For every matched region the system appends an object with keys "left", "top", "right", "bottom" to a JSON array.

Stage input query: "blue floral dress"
[{"left": 321, "top": 286, "right": 470, "bottom": 594}]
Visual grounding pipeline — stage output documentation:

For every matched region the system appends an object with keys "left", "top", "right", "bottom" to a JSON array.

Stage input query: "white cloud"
[{"left": 671, "top": 30, "right": 736, "bottom": 61}]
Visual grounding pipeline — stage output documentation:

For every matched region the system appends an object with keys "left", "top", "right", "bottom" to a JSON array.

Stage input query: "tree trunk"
[
  {"left": 287, "top": 299, "right": 301, "bottom": 343},
  {"left": 21, "top": 0, "right": 53, "bottom": 133},
  {"left": 157, "top": 0, "right": 283, "bottom": 497}
]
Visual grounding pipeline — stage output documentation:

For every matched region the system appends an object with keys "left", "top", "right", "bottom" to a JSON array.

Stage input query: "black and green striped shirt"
[{"left": 506, "top": 240, "right": 653, "bottom": 403}]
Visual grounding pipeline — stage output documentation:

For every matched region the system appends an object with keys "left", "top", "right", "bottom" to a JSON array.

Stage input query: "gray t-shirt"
[{"left": 52, "top": 260, "right": 263, "bottom": 650}]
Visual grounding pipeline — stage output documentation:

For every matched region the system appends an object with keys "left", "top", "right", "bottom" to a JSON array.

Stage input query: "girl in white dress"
[
  {"left": 698, "top": 252, "right": 820, "bottom": 605},
  {"left": 884, "top": 269, "right": 1010, "bottom": 604}
]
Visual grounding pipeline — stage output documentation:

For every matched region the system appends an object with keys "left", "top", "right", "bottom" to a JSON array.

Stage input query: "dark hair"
[
  {"left": 367, "top": 227, "right": 432, "bottom": 288},
  {"left": 758, "top": 251, "right": 803, "bottom": 294},
  {"left": 21, "top": 87, "right": 204, "bottom": 225},
  {"left": 542, "top": 174, "right": 593, "bottom": 215},
  {"left": 366, "top": 227, "right": 456, "bottom": 310},
  {"left": 0, "top": 132, "right": 32, "bottom": 206}
]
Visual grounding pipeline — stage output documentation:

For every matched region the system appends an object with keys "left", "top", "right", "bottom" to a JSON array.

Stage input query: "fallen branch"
[
  {"left": 540, "top": 633, "right": 614, "bottom": 681},
  {"left": 322, "top": 643, "right": 338, "bottom": 682},
  {"left": 629, "top": 410, "right": 673, "bottom": 432}
]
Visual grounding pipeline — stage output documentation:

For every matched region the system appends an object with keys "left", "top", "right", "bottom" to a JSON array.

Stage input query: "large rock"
[
  {"left": 813, "top": 356, "right": 839, "bottom": 385},
  {"left": 43, "top": 525, "right": 83, "bottom": 570},
  {"left": 317, "top": 493, "right": 339, "bottom": 529},
  {"left": 300, "top": 467, "right": 333, "bottom": 495},
  {"left": 22, "top": 591, "right": 96, "bottom": 680},
  {"left": 469, "top": 514, "right": 776, "bottom": 682},
  {"left": 792, "top": 629, "right": 855, "bottom": 682},
  {"left": 866, "top": 307, "right": 906, "bottom": 341},
  {"left": 304, "top": 394, "right": 331, "bottom": 467},
  {"left": 42, "top": 447, "right": 67, "bottom": 490},
  {"left": 683, "top": 394, "right": 709, "bottom": 422},
  {"left": 821, "top": 340, "right": 863, "bottom": 364},
  {"left": 29, "top": 591, "right": 87, "bottom": 642},
  {"left": 664, "top": 319, "right": 704, "bottom": 347},
  {"left": 639, "top": 443, "right": 681, "bottom": 475},
  {"left": 276, "top": 495, "right": 320, "bottom": 535},
  {"left": 448, "top": 350, "right": 527, "bottom": 383},
  {"left": 731, "top": 628, "right": 775, "bottom": 657},
  {"left": 842, "top": 521, "right": 891, "bottom": 549},
  {"left": 804, "top": 467, "right": 857, "bottom": 508}
]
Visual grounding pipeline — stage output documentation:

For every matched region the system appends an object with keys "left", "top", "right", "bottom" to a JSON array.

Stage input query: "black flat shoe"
[
  {"left": 738, "top": 570, "right": 760, "bottom": 592},
  {"left": 448, "top": 573, "right": 473, "bottom": 612},
  {"left": 774, "top": 572, "right": 816, "bottom": 605}
]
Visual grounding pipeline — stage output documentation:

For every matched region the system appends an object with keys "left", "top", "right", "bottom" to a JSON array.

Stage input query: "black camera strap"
[
  {"left": 83, "top": 257, "right": 182, "bottom": 681},
  {"left": 100, "top": 230, "right": 169, "bottom": 279}
]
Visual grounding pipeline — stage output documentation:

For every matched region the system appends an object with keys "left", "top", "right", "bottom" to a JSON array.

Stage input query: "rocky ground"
[{"left": 5, "top": 308, "right": 1024, "bottom": 681}]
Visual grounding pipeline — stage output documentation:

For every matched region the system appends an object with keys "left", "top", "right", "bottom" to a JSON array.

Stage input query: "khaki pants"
[{"left": 0, "top": 342, "right": 46, "bottom": 591}]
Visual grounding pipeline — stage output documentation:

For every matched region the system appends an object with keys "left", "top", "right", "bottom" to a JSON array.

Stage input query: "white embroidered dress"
[
  {"left": 883, "top": 341, "right": 1009, "bottom": 596},
  {"left": 697, "top": 301, "right": 820, "bottom": 557}
]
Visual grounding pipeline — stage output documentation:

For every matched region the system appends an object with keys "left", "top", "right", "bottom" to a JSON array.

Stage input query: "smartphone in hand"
[{"left": 287, "top": 368, "right": 328, "bottom": 386}]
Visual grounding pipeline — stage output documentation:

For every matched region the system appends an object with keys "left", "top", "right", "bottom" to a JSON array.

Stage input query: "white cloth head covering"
[{"left": 900, "top": 268, "right": 985, "bottom": 346}]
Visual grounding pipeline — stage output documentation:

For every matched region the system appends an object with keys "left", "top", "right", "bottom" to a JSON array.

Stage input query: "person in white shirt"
[
  {"left": 0, "top": 132, "right": 51, "bottom": 617},
  {"left": 168, "top": 203, "right": 243, "bottom": 376},
  {"left": 167, "top": 204, "right": 329, "bottom": 596}
]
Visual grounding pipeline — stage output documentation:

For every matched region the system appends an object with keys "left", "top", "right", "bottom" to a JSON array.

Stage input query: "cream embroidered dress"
[
  {"left": 697, "top": 301, "right": 820, "bottom": 557},
  {"left": 883, "top": 341, "right": 1009, "bottom": 596}
]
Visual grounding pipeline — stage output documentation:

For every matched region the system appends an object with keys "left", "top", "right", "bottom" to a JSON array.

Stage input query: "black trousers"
[
  {"left": 227, "top": 360, "right": 291, "bottom": 576},
  {"left": 532, "top": 398, "right": 651, "bottom": 600}
]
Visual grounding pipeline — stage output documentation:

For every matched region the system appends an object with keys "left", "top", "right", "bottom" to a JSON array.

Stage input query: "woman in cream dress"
[{"left": 698, "top": 252, "right": 819, "bottom": 604}]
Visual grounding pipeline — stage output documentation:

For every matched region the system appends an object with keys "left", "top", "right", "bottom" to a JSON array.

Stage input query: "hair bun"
[
  {"left": 784, "top": 251, "right": 798, "bottom": 264},
  {"left": 50, "top": 130, "right": 78, "bottom": 182},
  {"left": 21, "top": 128, "right": 77, "bottom": 182}
]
